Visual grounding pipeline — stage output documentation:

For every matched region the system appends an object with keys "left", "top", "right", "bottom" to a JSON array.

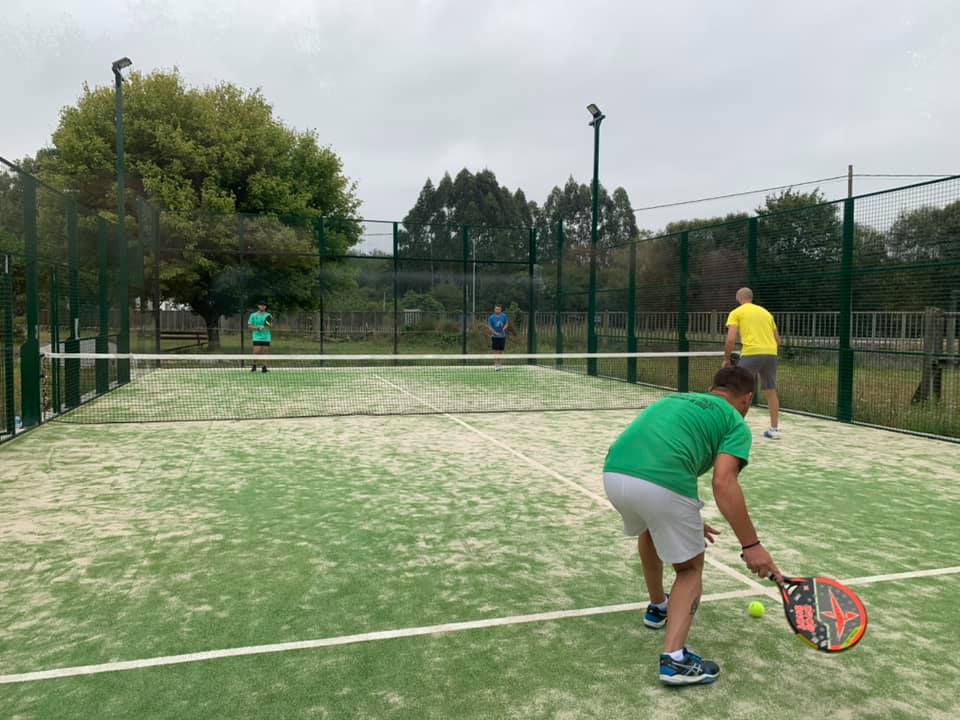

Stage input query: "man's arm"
[
  {"left": 723, "top": 325, "right": 738, "bottom": 367},
  {"left": 711, "top": 454, "right": 780, "bottom": 579}
]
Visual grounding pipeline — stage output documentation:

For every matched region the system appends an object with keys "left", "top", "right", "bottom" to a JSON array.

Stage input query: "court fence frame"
[{"left": 2, "top": 154, "right": 959, "bottom": 442}]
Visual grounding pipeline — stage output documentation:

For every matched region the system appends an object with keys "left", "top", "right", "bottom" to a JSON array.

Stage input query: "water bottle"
[{"left": 14, "top": 415, "right": 22, "bottom": 429}]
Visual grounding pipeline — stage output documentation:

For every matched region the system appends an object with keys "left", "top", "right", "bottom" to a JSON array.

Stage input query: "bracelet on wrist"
[{"left": 740, "top": 541, "right": 761, "bottom": 551}]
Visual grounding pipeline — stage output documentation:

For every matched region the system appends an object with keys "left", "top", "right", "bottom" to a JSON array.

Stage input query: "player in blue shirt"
[{"left": 488, "top": 304, "right": 509, "bottom": 370}]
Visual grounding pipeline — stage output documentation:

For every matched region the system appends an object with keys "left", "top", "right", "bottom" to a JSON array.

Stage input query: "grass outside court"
[{"left": 1, "top": 393, "right": 959, "bottom": 718}]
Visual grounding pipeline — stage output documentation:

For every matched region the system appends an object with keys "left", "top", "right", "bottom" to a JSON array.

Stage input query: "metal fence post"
[
  {"left": 393, "top": 222, "right": 400, "bottom": 355},
  {"left": 678, "top": 231, "right": 689, "bottom": 392},
  {"left": 462, "top": 225, "right": 469, "bottom": 356},
  {"left": 96, "top": 217, "right": 110, "bottom": 394},
  {"left": 239, "top": 215, "right": 246, "bottom": 363},
  {"left": 66, "top": 198, "right": 80, "bottom": 407},
  {"left": 555, "top": 219, "right": 564, "bottom": 366},
  {"left": 527, "top": 227, "right": 537, "bottom": 359},
  {"left": 587, "top": 223, "right": 598, "bottom": 377},
  {"left": 1, "top": 256, "right": 15, "bottom": 436},
  {"left": 152, "top": 205, "right": 161, "bottom": 355},
  {"left": 50, "top": 267, "right": 61, "bottom": 414},
  {"left": 317, "top": 218, "right": 326, "bottom": 355},
  {"left": 627, "top": 239, "right": 637, "bottom": 383},
  {"left": 20, "top": 174, "right": 41, "bottom": 427},
  {"left": 837, "top": 198, "right": 855, "bottom": 422}
]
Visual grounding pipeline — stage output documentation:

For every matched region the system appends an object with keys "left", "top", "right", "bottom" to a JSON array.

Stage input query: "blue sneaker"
[
  {"left": 659, "top": 648, "right": 720, "bottom": 686},
  {"left": 643, "top": 595, "right": 669, "bottom": 629}
]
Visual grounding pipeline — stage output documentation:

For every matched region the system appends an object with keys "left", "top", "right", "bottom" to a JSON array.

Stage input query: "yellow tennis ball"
[{"left": 748, "top": 601, "right": 765, "bottom": 618}]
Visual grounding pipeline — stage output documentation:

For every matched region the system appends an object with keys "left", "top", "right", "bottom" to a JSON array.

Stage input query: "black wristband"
[{"left": 740, "top": 541, "right": 761, "bottom": 551}]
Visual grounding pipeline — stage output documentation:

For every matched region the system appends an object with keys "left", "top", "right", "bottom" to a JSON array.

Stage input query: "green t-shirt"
[
  {"left": 248, "top": 311, "right": 272, "bottom": 342},
  {"left": 603, "top": 392, "right": 752, "bottom": 499}
]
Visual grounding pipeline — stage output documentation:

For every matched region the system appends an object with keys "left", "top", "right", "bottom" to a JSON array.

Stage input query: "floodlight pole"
[
  {"left": 113, "top": 57, "right": 132, "bottom": 382},
  {"left": 587, "top": 104, "right": 605, "bottom": 376}
]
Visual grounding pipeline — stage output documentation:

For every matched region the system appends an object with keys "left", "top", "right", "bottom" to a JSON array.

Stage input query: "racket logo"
[{"left": 822, "top": 590, "right": 859, "bottom": 639}]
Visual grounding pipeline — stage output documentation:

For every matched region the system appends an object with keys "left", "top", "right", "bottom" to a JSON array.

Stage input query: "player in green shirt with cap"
[
  {"left": 247, "top": 301, "right": 272, "bottom": 373},
  {"left": 603, "top": 365, "right": 781, "bottom": 686}
]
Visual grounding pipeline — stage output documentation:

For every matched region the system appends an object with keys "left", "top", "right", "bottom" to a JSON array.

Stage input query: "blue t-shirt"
[{"left": 488, "top": 313, "right": 508, "bottom": 337}]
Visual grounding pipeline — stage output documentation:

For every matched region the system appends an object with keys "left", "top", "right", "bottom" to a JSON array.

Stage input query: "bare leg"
[
  {"left": 765, "top": 389, "right": 780, "bottom": 428},
  {"left": 638, "top": 531, "right": 666, "bottom": 604},
  {"left": 663, "top": 553, "right": 704, "bottom": 654},
  {"left": 252, "top": 345, "right": 261, "bottom": 369}
]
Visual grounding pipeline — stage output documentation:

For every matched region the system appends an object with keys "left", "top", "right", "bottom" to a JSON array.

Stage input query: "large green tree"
[{"left": 36, "top": 69, "right": 360, "bottom": 346}]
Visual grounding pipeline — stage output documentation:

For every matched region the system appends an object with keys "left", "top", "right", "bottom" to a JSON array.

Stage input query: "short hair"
[
  {"left": 736, "top": 287, "right": 753, "bottom": 302},
  {"left": 494, "top": 303, "right": 502, "bottom": 309},
  {"left": 711, "top": 366, "right": 755, "bottom": 397}
]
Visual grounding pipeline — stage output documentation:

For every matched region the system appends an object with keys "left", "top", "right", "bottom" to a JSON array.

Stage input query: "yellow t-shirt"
[{"left": 726, "top": 303, "right": 778, "bottom": 356}]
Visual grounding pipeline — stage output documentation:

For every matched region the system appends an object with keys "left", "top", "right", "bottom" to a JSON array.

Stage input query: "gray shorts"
[
  {"left": 603, "top": 472, "right": 706, "bottom": 564},
  {"left": 738, "top": 354, "right": 778, "bottom": 390}
]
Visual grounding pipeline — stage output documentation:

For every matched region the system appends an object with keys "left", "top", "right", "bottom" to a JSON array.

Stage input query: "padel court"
[{"left": 1, "top": 362, "right": 959, "bottom": 719}]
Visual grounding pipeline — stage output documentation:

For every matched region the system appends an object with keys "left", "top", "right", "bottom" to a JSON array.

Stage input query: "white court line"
[
  {"left": 373, "top": 374, "right": 609, "bottom": 505},
  {"left": 376, "top": 374, "right": 769, "bottom": 597},
  {"left": 841, "top": 566, "right": 960, "bottom": 586},
  {"left": 3, "top": 567, "right": 959, "bottom": 685}
]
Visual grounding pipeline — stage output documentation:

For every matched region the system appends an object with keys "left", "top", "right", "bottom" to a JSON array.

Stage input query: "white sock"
[
  {"left": 651, "top": 599, "right": 668, "bottom": 611},
  {"left": 667, "top": 649, "right": 685, "bottom": 661}
]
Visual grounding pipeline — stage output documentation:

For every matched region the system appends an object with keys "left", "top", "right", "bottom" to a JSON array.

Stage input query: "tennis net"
[{"left": 42, "top": 352, "right": 726, "bottom": 424}]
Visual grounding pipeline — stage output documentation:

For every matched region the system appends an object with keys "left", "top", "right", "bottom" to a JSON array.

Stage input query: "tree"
[
  {"left": 883, "top": 200, "right": 960, "bottom": 309},
  {"left": 35, "top": 69, "right": 361, "bottom": 347},
  {"left": 535, "top": 177, "right": 640, "bottom": 311},
  {"left": 755, "top": 189, "right": 842, "bottom": 312}
]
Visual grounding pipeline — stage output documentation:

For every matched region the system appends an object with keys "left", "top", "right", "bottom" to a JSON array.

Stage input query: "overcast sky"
[{"left": 3, "top": 0, "right": 958, "bottom": 251}]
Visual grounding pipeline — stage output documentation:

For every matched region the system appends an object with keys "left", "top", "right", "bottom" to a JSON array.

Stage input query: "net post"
[
  {"left": 1, "top": 255, "right": 15, "bottom": 436},
  {"left": 527, "top": 226, "right": 537, "bottom": 361},
  {"left": 627, "top": 239, "right": 637, "bottom": 383},
  {"left": 555, "top": 219, "right": 564, "bottom": 368},
  {"left": 66, "top": 198, "right": 81, "bottom": 407},
  {"left": 677, "top": 231, "right": 690, "bottom": 392},
  {"left": 20, "top": 173, "right": 42, "bottom": 427},
  {"left": 96, "top": 216, "right": 110, "bottom": 395},
  {"left": 393, "top": 222, "right": 399, "bottom": 356},
  {"left": 836, "top": 198, "right": 854, "bottom": 422},
  {"left": 461, "top": 224, "right": 469, "bottom": 356}
]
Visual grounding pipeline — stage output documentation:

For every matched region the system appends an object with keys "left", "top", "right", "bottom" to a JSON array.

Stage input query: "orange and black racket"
[{"left": 772, "top": 575, "right": 867, "bottom": 652}]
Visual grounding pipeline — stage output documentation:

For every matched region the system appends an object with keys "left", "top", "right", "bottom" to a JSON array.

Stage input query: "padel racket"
[{"left": 772, "top": 575, "right": 867, "bottom": 652}]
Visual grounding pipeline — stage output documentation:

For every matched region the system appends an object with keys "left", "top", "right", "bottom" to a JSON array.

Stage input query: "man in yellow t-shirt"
[{"left": 723, "top": 288, "right": 782, "bottom": 439}]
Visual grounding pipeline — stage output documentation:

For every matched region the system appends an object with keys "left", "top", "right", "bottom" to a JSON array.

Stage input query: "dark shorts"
[
  {"left": 739, "top": 354, "right": 777, "bottom": 390},
  {"left": 491, "top": 336, "right": 506, "bottom": 351},
  {"left": 253, "top": 341, "right": 271, "bottom": 347}
]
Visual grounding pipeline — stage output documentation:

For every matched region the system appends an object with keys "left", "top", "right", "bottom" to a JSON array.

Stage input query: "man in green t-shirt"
[
  {"left": 247, "top": 301, "right": 273, "bottom": 373},
  {"left": 603, "top": 366, "right": 780, "bottom": 686}
]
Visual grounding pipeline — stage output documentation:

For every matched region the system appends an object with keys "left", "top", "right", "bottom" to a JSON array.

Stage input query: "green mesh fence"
[{"left": 2, "top": 156, "right": 959, "bottom": 441}]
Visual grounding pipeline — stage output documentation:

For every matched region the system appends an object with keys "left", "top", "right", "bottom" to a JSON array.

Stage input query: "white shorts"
[{"left": 603, "top": 472, "right": 706, "bottom": 564}]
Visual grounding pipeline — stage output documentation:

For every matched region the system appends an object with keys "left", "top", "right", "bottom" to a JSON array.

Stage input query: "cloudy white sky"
[{"left": 2, "top": 0, "right": 958, "bottom": 250}]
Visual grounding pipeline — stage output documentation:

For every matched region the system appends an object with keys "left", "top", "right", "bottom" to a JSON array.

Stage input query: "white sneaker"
[
  {"left": 763, "top": 428, "right": 782, "bottom": 440},
  {"left": 495, "top": 366, "right": 502, "bottom": 371}
]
